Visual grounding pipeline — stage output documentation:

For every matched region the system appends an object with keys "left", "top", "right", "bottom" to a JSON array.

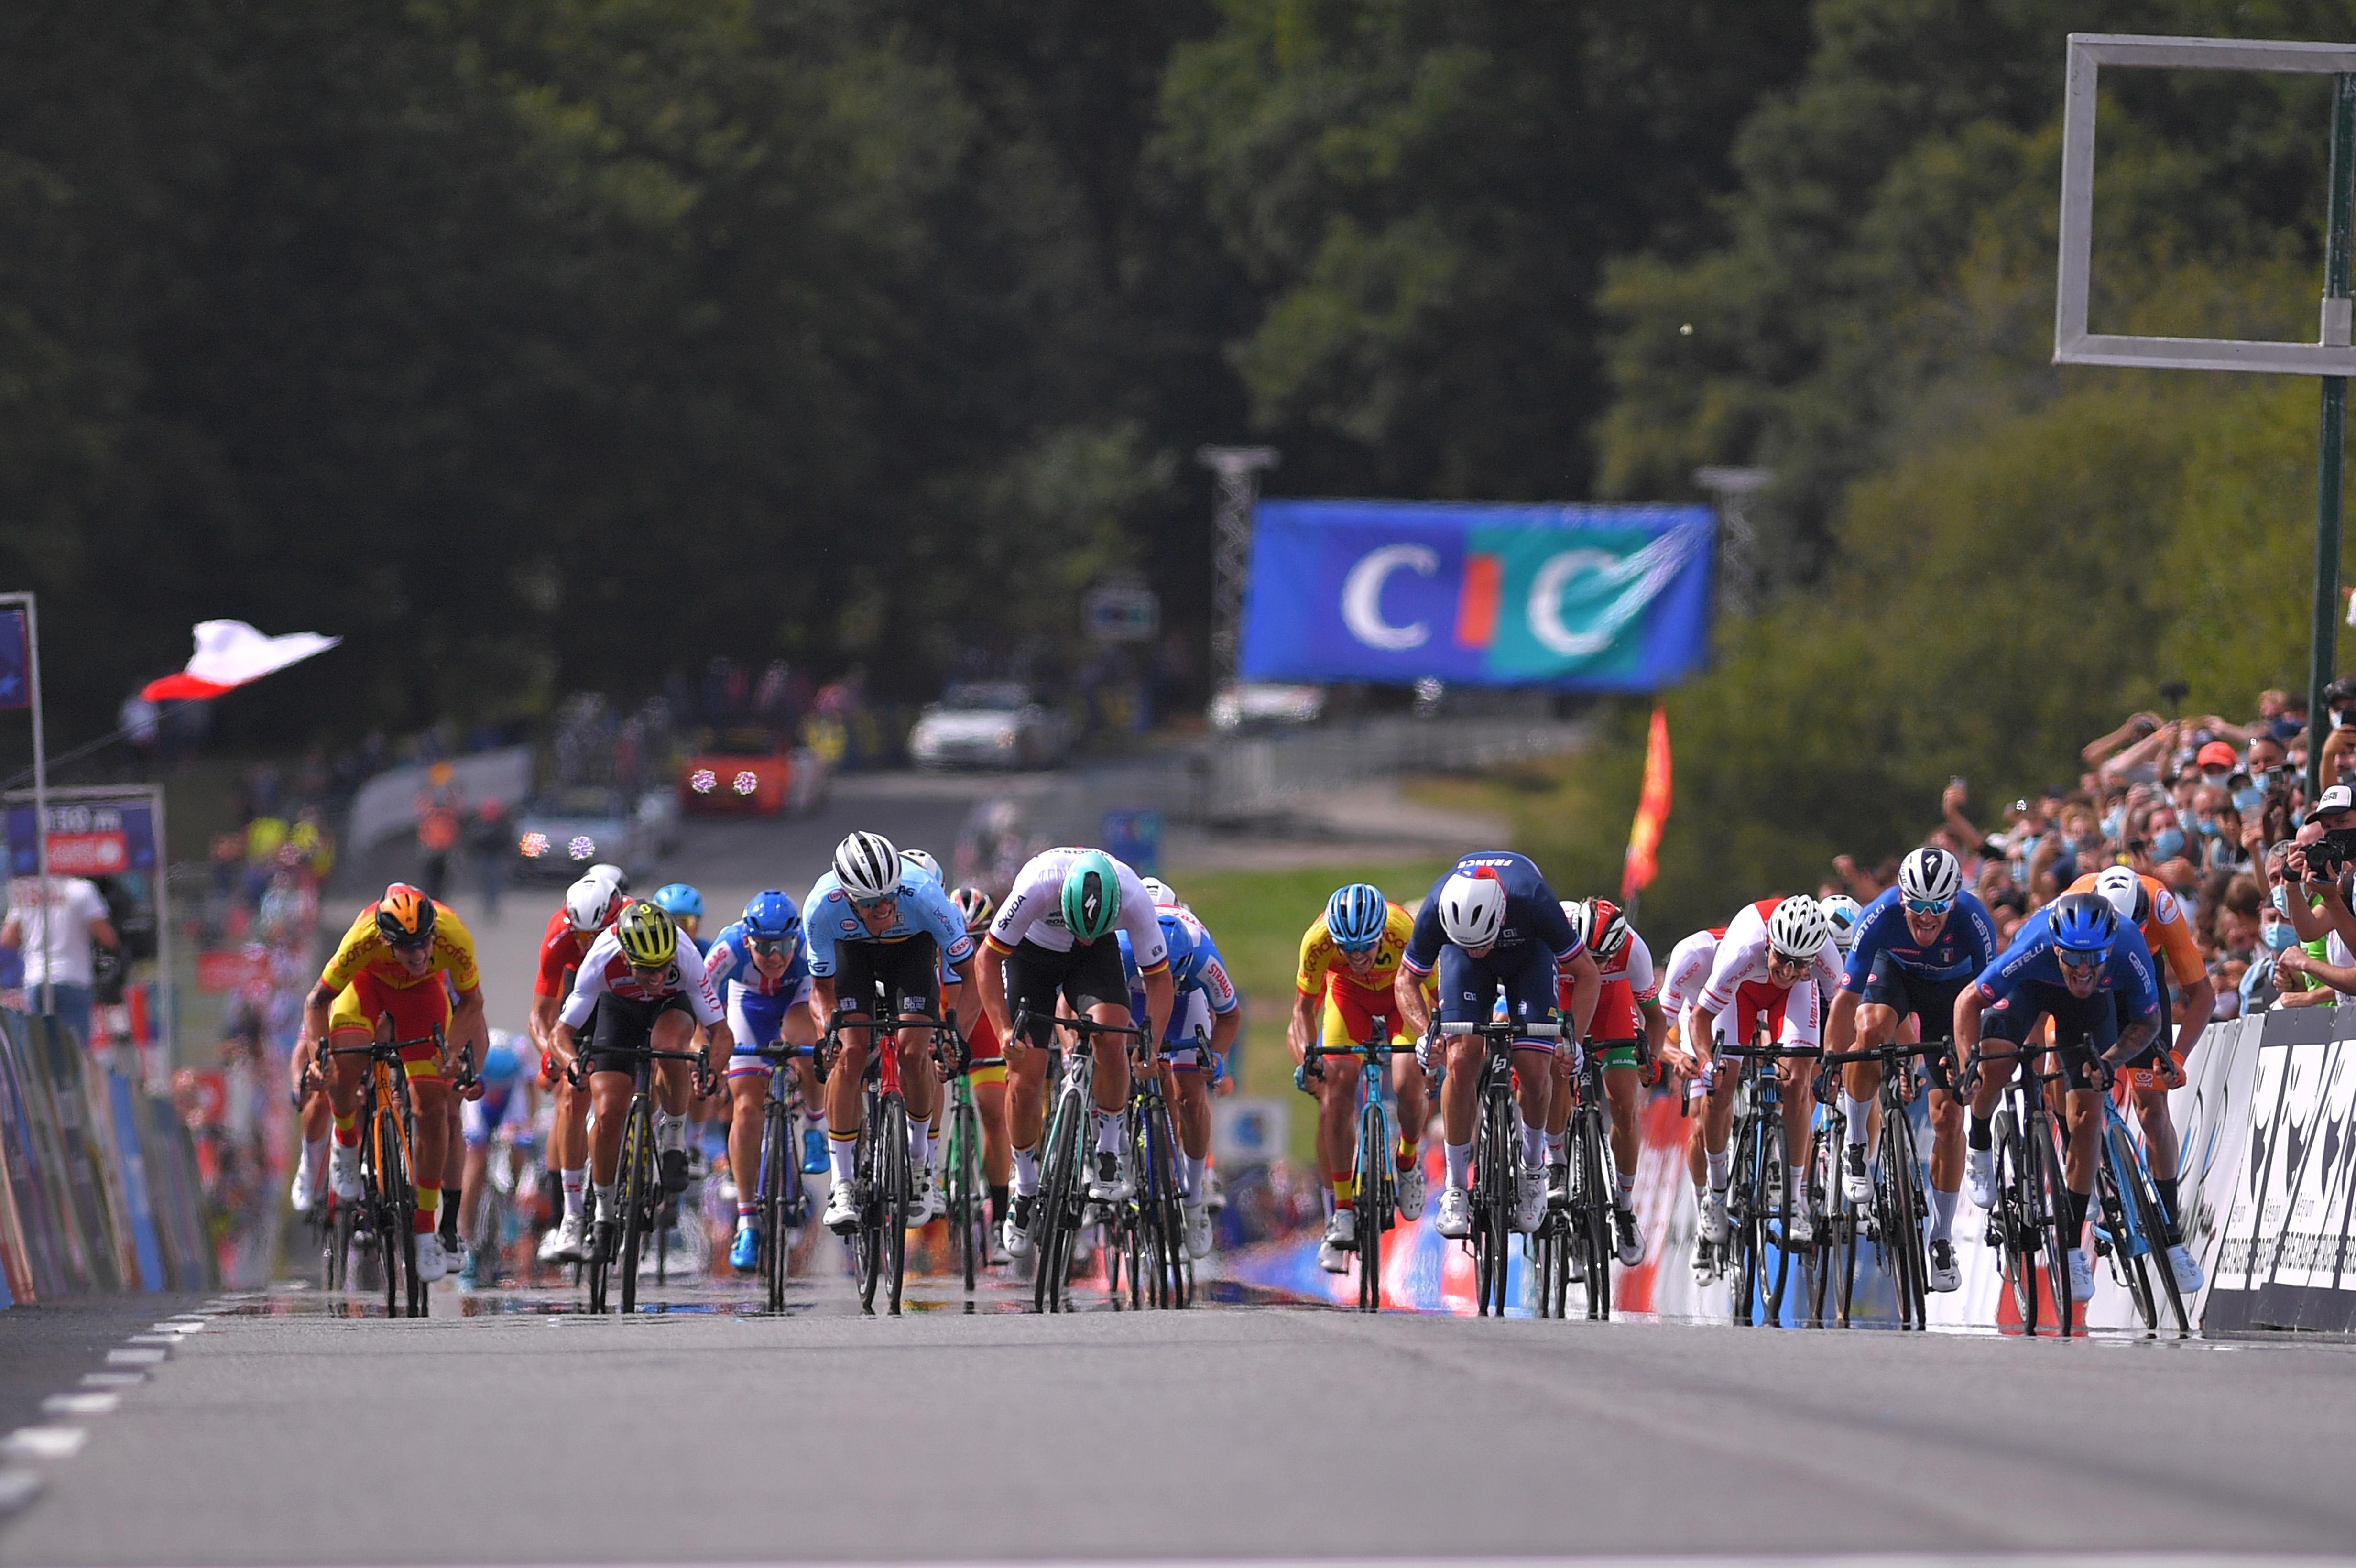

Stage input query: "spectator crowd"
[{"left": 1826, "top": 685, "right": 2356, "bottom": 1024}]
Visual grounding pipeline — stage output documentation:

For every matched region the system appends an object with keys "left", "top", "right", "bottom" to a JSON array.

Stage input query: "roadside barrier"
[{"left": 0, "top": 1011, "right": 215, "bottom": 1305}]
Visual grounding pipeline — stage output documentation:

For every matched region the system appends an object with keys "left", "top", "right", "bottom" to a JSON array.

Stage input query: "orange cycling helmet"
[{"left": 375, "top": 883, "right": 436, "bottom": 947}]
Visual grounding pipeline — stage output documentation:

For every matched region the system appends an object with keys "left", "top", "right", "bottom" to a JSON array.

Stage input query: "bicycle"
[
  {"left": 575, "top": 1034, "right": 714, "bottom": 1315},
  {"left": 1717, "top": 1033, "right": 1820, "bottom": 1328},
  {"left": 1114, "top": 1028, "right": 1196, "bottom": 1310},
  {"left": 744, "top": 1040, "right": 819, "bottom": 1312},
  {"left": 2091, "top": 1082, "right": 2190, "bottom": 1337},
  {"left": 1815, "top": 1039, "right": 1947, "bottom": 1330},
  {"left": 1967, "top": 1041, "right": 2077, "bottom": 1338},
  {"left": 1298, "top": 1024, "right": 1403, "bottom": 1314},
  {"left": 938, "top": 1039, "right": 988, "bottom": 1296},
  {"left": 819, "top": 987, "right": 960, "bottom": 1317},
  {"left": 1015, "top": 1008, "right": 1145, "bottom": 1314},
  {"left": 1533, "top": 1040, "right": 1618, "bottom": 1321},
  {"left": 1435, "top": 1016, "right": 1560, "bottom": 1318},
  {"left": 319, "top": 1028, "right": 459, "bottom": 1318}
]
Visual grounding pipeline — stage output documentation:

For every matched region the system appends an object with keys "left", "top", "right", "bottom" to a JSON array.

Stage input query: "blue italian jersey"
[
  {"left": 1840, "top": 888, "right": 1999, "bottom": 991},
  {"left": 1974, "top": 909, "right": 2160, "bottom": 1020},
  {"left": 703, "top": 918, "right": 811, "bottom": 999},
  {"left": 1402, "top": 849, "right": 1581, "bottom": 974},
  {"left": 801, "top": 871, "right": 975, "bottom": 979}
]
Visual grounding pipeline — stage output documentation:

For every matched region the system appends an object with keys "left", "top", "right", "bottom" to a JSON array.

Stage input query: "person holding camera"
[{"left": 2272, "top": 787, "right": 2356, "bottom": 998}]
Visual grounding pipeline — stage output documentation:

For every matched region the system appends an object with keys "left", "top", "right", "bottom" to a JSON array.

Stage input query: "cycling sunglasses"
[
  {"left": 1767, "top": 949, "right": 1811, "bottom": 971},
  {"left": 1902, "top": 895, "right": 1952, "bottom": 916},
  {"left": 1334, "top": 935, "right": 1382, "bottom": 956},
  {"left": 849, "top": 892, "right": 898, "bottom": 913},
  {"left": 747, "top": 933, "right": 797, "bottom": 957},
  {"left": 386, "top": 934, "right": 434, "bottom": 956},
  {"left": 2054, "top": 948, "right": 2106, "bottom": 971}
]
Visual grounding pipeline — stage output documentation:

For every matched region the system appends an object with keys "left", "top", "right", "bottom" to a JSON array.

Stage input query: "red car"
[{"left": 678, "top": 728, "right": 828, "bottom": 817}]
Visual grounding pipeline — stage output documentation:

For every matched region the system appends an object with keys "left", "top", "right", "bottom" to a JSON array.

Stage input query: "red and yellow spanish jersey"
[
  {"left": 318, "top": 899, "right": 480, "bottom": 997},
  {"left": 1296, "top": 902, "right": 1419, "bottom": 1014}
]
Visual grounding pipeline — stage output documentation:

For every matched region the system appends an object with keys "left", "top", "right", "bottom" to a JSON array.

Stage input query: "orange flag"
[{"left": 1622, "top": 705, "right": 1672, "bottom": 904}]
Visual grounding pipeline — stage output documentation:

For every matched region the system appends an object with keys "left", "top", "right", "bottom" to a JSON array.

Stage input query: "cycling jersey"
[
  {"left": 985, "top": 847, "right": 1168, "bottom": 973},
  {"left": 1974, "top": 908, "right": 2160, "bottom": 1021},
  {"left": 2063, "top": 869, "right": 2203, "bottom": 989},
  {"left": 319, "top": 898, "right": 480, "bottom": 999},
  {"left": 557, "top": 927, "right": 725, "bottom": 1032},
  {"left": 1400, "top": 850, "right": 1582, "bottom": 975},
  {"left": 703, "top": 919, "right": 810, "bottom": 1000},
  {"left": 801, "top": 870, "right": 974, "bottom": 980},
  {"left": 1656, "top": 927, "right": 1725, "bottom": 1018},
  {"left": 1838, "top": 887, "right": 1999, "bottom": 992},
  {"left": 1565, "top": 929, "right": 1657, "bottom": 1044},
  {"left": 1296, "top": 902, "right": 1415, "bottom": 1013},
  {"left": 1698, "top": 898, "right": 1843, "bottom": 1014},
  {"left": 1115, "top": 910, "right": 1237, "bottom": 1040}
]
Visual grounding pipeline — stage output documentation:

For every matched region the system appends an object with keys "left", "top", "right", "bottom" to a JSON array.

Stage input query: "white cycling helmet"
[
  {"left": 899, "top": 848, "right": 942, "bottom": 885},
  {"left": 1819, "top": 893, "right": 1863, "bottom": 953},
  {"left": 1142, "top": 876, "right": 1180, "bottom": 909},
  {"left": 832, "top": 830, "right": 902, "bottom": 901},
  {"left": 565, "top": 870, "right": 624, "bottom": 934},
  {"left": 2094, "top": 864, "right": 2149, "bottom": 925},
  {"left": 1765, "top": 895, "right": 1831, "bottom": 963},
  {"left": 1436, "top": 872, "right": 1508, "bottom": 948},
  {"left": 1897, "top": 846, "right": 1962, "bottom": 907}
]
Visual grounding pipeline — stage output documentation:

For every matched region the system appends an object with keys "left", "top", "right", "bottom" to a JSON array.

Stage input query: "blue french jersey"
[
  {"left": 703, "top": 917, "right": 810, "bottom": 999},
  {"left": 801, "top": 870, "right": 975, "bottom": 979},
  {"left": 1840, "top": 887, "right": 2000, "bottom": 992},
  {"left": 1974, "top": 908, "right": 2160, "bottom": 1020},
  {"left": 1402, "top": 849, "right": 1582, "bottom": 973}
]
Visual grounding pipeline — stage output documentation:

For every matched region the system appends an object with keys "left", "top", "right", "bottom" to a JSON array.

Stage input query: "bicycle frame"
[
  {"left": 1968, "top": 1042, "right": 2077, "bottom": 1338},
  {"left": 1715, "top": 1035, "right": 1819, "bottom": 1328},
  {"left": 323, "top": 1031, "right": 445, "bottom": 1318},
  {"left": 2093, "top": 1089, "right": 2190, "bottom": 1337},
  {"left": 822, "top": 988, "right": 960, "bottom": 1317},
  {"left": 1436, "top": 1017, "right": 1560, "bottom": 1318},
  {"left": 746, "top": 1041, "right": 818, "bottom": 1312},
  {"left": 1302, "top": 1026, "right": 1399, "bottom": 1314},
  {"left": 1816, "top": 1040, "right": 1948, "bottom": 1330},
  {"left": 1013, "top": 1007, "right": 1144, "bottom": 1314}
]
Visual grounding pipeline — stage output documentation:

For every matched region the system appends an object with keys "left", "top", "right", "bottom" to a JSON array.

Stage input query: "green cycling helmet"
[{"left": 1059, "top": 850, "right": 1122, "bottom": 942}]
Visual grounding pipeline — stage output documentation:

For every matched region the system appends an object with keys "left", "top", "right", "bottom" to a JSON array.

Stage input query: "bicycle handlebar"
[
  {"left": 1816, "top": 1040, "right": 1952, "bottom": 1067},
  {"left": 1435, "top": 1019, "right": 1562, "bottom": 1039},
  {"left": 1711, "top": 1040, "right": 1822, "bottom": 1059}
]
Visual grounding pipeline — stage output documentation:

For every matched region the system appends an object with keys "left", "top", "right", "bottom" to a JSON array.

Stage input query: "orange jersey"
[
  {"left": 318, "top": 899, "right": 481, "bottom": 998},
  {"left": 2065, "top": 870, "right": 2202, "bottom": 988}
]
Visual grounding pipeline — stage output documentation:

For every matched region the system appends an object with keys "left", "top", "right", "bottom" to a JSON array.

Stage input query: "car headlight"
[
  {"left": 568, "top": 836, "right": 595, "bottom": 860},
  {"left": 733, "top": 770, "right": 758, "bottom": 795},
  {"left": 519, "top": 832, "right": 549, "bottom": 858},
  {"left": 690, "top": 768, "right": 717, "bottom": 794}
]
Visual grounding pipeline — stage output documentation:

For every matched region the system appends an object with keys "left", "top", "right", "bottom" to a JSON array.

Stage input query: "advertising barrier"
[
  {"left": 0, "top": 1008, "right": 215, "bottom": 1304},
  {"left": 1238, "top": 501, "right": 1713, "bottom": 690}
]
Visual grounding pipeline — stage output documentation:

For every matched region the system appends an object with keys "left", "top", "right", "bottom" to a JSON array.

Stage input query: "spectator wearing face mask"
[{"left": 2274, "top": 786, "right": 2356, "bottom": 995}]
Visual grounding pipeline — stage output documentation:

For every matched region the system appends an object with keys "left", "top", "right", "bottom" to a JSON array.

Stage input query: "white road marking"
[
  {"left": 1, "top": 1428, "right": 86, "bottom": 1460},
  {"left": 39, "top": 1394, "right": 118, "bottom": 1416},
  {"left": 104, "top": 1348, "right": 165, "bottom": 1366},
  {"left": 78, "top": 1372, "right": 143, "bottom": 1388}
]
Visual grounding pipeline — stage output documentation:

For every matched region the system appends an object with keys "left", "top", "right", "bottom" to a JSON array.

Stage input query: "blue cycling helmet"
[
  {"left": 1324, "top": 883, "right": 1388, "bottom": 952},
  {"left": 741, "top": 889, "right": 802, "bottom": 943},
  {"left": 2047, "top": 891, "right": 2117, "bottom": 960},
  {"left": 652, "top": 882, "right": 705, "bottom": 922}
]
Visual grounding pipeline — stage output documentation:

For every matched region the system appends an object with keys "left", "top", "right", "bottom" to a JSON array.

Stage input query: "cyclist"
[
  {"left": 530, "top": 867, "right": 626, "bottom": 1265},
  {"left": 2074, "top": 862, "right": 2212, "bottom": 1292},
  {"left": 1956, "top": 890, "right": 2163, "bottom": 1304},
  {"left": 947, "top": 886, "right": 1017, "bottom": 1259},
  {"left": 304, "top": 883, "right": 489, "bottom": 1285},
  {"left": 457, "top": 1028, "right": 534, "bottom": 1285},
  {"left": 1823, "top": 847, "right": 1999, "bottom": 1294},
  {"left": 1688, "top": 896, "right": 1842, "bottom": 1253},
  {"left": 1393, "top": 852, "right": 1600, "bottom": 1241},
  {"left": 652, "top": 883, "right": 706, "bottom": 945},
  {"left": 1552, "top": 897, "right": 1662, "bottom": 1268},
  {"left": 901, "top": 848, "right": 943, "bottom": 885},
  {"left": 1118, "top": 903, "right": 1241, "bottom": 1260},
  {"left": 1291, "top": 884, "right": 1434, "bottom": 1272},
  {"left": 551, "top": 901, "right": 730, "bottom": 1257},
  {"left": 806, "top": 831, "right": 976, "bottom": 1236},
  {"left": 978, "top": 846, "right": 1175, "bottom": 1256},
  {"left": 1655, "top": 924, "right": 1726, "bottom": 1231},
  {"left": 704, "top": 890, "right": 821, "bottom": 1273},
  {"left": 652, "top": 883, "right": 721, "bottom": 1189},
  {"left": 1820, "top": 894, "right": 1863, "bottom": 956}
]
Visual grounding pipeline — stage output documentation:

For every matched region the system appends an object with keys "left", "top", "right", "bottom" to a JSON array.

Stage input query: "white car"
[
  {"left": 907, "top": 683, "right": 1068, "bottom": 771},
  {"left": 1210, "top": 682, "right": 1325, "bottom": 733}
]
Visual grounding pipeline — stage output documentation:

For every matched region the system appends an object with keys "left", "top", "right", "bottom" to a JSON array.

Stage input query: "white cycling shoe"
[
  {"left": 1965, "top": 1149, "right": 1997, "bottom": 1210},
  {"left": 290, "top": 1156, "right": 318, "bottom": 1214},
  {"left": 538, "top": 1211, "right": 585, "bottom": 1264},
  {"left": 1184, "top": 1202, "right": 1213, "bottom": 1260},
  {"left": 1002, "top": 1194, "right": 1035, "bottom": 1259},
  {"left": 1395, "top": 1163, "right": 1427, "bottom": 1221},
  {"left": 329, "top": 1144, "right": 364, "bottom": 1204},
  {"left": 1087, "top": 1150, "right": 1134, "bottom": 1204},
  {"left": 413, "top": 1232, "right": 448, "bottom": 1283},
  {"left": 822, "top": 1181, "right": 862, "bottom": 1236},
  {"left": 1699, "top": 1188, "right": 1731, "bottom": 1245},
  {"left": 1513, "top": 1170, "right": 1547, "bottom": 1234},
  {"left": 1434, "top": 1185, "right": 1473, "bottom": 1239},
  {"left": 1613, "top": 1207, "right": 1644, "bottom": 1268},
  {"left": 2167, "top": 1242, "right": 2205, "bottom": 1294},
  {"left": 2065, "top": 1246, "right": 2096, "bottom": 1302},
  {"left": 1842, "top": 1145, "right": 1873, "bottom": 1206},
  {"left": 1318, "top": 1209, "right": 1356, "bottom": 1274},
  {"left": 1926, "top": 1237, "right": 1961, "bottom": 1292}
]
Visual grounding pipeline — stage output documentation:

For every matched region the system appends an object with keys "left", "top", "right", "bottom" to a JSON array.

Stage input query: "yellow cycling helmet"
[{"left": 615, "top": 900, "right": 678, "bottom": 969}]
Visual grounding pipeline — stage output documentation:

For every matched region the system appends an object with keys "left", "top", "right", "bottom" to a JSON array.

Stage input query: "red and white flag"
[{"left": 141, "top": 620, "right": 340, "bottom": 702}]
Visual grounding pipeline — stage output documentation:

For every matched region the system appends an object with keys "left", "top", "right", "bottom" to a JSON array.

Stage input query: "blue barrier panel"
[{"left": 105, "top": 1068, "right": 165, "bottom": 1292}]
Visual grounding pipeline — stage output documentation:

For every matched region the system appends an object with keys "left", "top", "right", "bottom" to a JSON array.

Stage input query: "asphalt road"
[{"left": 2, "top": 1269, "right": 2354, "bottom": 1565}]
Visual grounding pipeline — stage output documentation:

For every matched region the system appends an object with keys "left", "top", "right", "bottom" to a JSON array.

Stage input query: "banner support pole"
[{"left": 0, "top": 593, "right": 51, "bottom": 1020}]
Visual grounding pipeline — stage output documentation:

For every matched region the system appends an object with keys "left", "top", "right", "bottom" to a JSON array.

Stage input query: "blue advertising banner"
[
  {"left": 5, "top": 798, "right": 159, "bottom": 881},
  {"left": 1237, "top": 501, "right": 1713, "bottom": 690},
  {"left": 0, "top": 610, "right": 25, "bottom": 710}
]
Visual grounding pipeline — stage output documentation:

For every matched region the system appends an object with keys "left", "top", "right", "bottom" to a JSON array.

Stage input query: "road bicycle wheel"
[
  {"left": 1577, "top": 1111, "right": 1614, "bottom": 1321},
  {"left": 326, "top": 1198, "right": 353, "bottom": 1292},
  {"left": 1804, "top": 1120, "right": 1837, "bottom": 1327},
  {"left": 762, "top": 1100, "right": 791, "bottom": 1312},
  {"left": 1356, "top": 1099, "right": 1389, "bottom": 1313},
  {"left": 620, "top": 1101, "right": 654, "bottom": 1315},
  {"left": 2096, "top": 1161, "right": 2155, "bottom": 1331},
  {"left": 1990, "top": 1106, "right": 2035, "bottom": 1334},
  {"left": 2029, "top": 1108, "right": 2076, "bottom": 1338},
  {"left": 878, "top": 1095, "right": 909, "bottom": 1317},
  {"left": 1137, "top": 1102, "right": 1176, "bottom": 1308},
  {"left": 1473, "top": 1084, "right": 1515, "bottom": 1317},
  {"left": 1034, "top": 1089, "right": 1082, "bottom": 1313},
  {"left": 2121, "top": 1148, "right": 2189, "bottom": 1335},
  {"left": 1725, "top": 1110, "right": 1758, "bottom": 1327},
  {"left": 370, "top": 1104, "right": 409, "bottom": 1318},
  {"left": 950, "top": 1095, "right": 982, "bottom": 1294},
  {"left": 1881, "top": 1104, "right": 1929, "bottom": 1330}
]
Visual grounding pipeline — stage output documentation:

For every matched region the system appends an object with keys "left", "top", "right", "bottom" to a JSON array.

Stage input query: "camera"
[{"left": 2305, "top": 827, "right": 2356, "bottom": 880}]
